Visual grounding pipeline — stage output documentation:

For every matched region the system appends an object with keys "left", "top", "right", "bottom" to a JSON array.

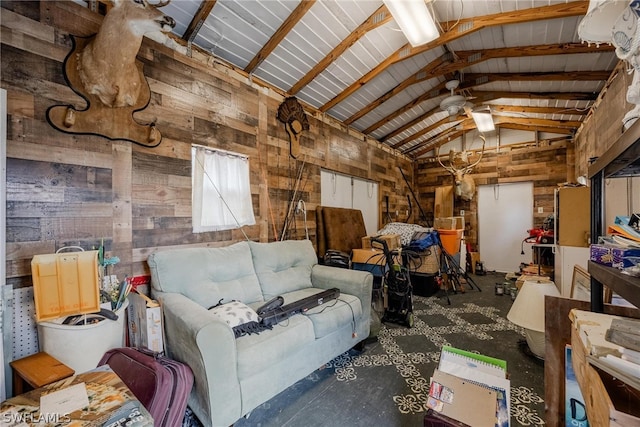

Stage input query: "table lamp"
[{"left": 507, "top": 279, "right": 560, "bottom": 359}]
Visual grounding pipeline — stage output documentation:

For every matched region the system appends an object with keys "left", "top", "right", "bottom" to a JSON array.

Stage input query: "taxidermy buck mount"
[
  {"left": 47, "top": 0, "right": 177, "bottom": 147},
  {"left": 437, "top": 134, "right": 486, "bottom": 202}
]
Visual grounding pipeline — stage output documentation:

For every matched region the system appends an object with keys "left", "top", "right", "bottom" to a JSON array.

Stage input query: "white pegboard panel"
[{"left": 11, "top": 287, "right": 39, "bottom": 360}]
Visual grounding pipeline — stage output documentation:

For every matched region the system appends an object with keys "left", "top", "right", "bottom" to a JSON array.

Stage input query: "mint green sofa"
[{"left": 147, "top": 239, "right": 373, "bottom": 427}]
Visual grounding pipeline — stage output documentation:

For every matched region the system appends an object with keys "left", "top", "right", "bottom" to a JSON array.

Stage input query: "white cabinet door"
[{"left": 554, "top": 246, "right": 590, "bottom": 297}]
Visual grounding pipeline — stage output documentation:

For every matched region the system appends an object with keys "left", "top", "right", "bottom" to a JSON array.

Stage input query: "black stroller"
[{"left": 371, "top": 237, "right": 414, "bottom": 328}]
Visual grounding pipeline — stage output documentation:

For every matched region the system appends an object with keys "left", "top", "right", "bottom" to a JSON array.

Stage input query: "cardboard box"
[
  {"left": 434, "top": 216, "right": 464, "bottom": 230},
  {"left": 590, "top": 243, "right": 640, "bottom": 269},
  {"left": 362, "top": 234, "right": 401, "bottom": 250},
  {"left": 127, "top": 292, "right": 164, "bottom": 353},
  {"left": 351, "top": 248, "right": 386, "bottom": 276},
  {"left": 590, "top": 244, "right": 614, "bottom": 267}
]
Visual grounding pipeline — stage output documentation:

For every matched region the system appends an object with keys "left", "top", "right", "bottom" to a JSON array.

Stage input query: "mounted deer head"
[
  {"left": 47, "top": 0, "right": 178, "bottom": 146},
  {"left": 77, "top": 0, "right": 176, "bottom": 108},
  {"left": 437, "top": 134, "right": 486, "bottom": 201}
]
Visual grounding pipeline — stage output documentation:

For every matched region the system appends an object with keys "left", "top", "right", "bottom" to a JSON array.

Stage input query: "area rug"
[{"left": 189, "top": 272, "right": 547, "bottom": 427}]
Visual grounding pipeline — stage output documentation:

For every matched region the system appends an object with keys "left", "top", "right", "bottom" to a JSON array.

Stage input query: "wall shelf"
[
  {"left": 588, "top": 261, "right": 640, "bottom": 309},
  {"left": 589, "top": 119, "right": 640, "bottom": 312}
]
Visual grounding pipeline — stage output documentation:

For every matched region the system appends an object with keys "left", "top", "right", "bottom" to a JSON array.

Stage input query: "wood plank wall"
[
  {"left": 416, "top": 141, "right": 571, "bottom": 251},
  {"left": 574, "top": 61, "right": 633, "bottom": 177},
  {"left": 2, "top": 1, "right": 413, "bottom": 287}
]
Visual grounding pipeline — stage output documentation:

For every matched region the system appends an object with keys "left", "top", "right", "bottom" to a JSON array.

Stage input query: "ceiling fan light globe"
[{"left": 440, "top": 94, "right": 466, "bottom": 116}]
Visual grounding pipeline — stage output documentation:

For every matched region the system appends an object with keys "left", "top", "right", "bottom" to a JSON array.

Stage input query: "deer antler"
[
  {"left": 436, "top": 144, "right": 456, "bottom": 174},
  {"left": 462, "top": 134, "right": 486, "bottom": 173}
]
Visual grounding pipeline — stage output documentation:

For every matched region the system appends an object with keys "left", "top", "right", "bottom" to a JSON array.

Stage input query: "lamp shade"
[
  {"left": 507, "top": 280, "right": 560, "bottom": 333},
  {"left": 577, "top": 0, "right": 628, "bottom": 45}
]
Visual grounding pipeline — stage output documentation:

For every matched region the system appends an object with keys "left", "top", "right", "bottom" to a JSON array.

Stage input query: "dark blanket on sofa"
[{"left": 316, "top": 206, "right": 367, "bottom": 261}]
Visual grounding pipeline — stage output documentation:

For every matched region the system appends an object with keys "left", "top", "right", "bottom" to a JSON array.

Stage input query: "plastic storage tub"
[
  {"left": 37, "top": 300, "right": 128, "bottom": 374},
  {"left": 438, "top": 229, "right": 463, "bottom": 255}
]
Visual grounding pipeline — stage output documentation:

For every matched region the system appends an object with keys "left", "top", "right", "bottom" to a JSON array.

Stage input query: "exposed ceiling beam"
[
  {"left": 463, "top": 71, "right": 611, "bottom": 83},
  {"left": 403, "top": 118, "right": 582, "bottom": 162},
  {"left": 409, "top": 129, "right": 466, "bottom": 158},
  {"left": 289, "top": 4, "right": 392, "bottom": 95},
  {"left": 385, "top": 101, "right": 590, "bottom": 147},
  {"left": 244, "top": 0, "right": 316, "bottom": 74},
  {"left": 474, "top": 116, "right": 582, "bottom": 130},
  {"left": 489, "top": 105, "right": 590, "bottom": 115},
  {"left": 320, "top": 1, "right": 589, "bottom": 112},
  {"left": 391, "top": 116, "right": 463, "bottom": 149},
  {"left": 497, "top": 123, "right": 576, "bottom": 134},
  {"left": 369, "top": 81, "right": 597, "bottom": 140},
  {"left": 351, "top": 43, "right": 612, "bottom": 128},
  {"left": 182, "top": 0, "right": 217, "bottom": 43}
]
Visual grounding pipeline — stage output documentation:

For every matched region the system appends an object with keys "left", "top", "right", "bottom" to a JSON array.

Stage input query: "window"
[{"left": 191, "top": 145, "right": 256, "bottom": 232}]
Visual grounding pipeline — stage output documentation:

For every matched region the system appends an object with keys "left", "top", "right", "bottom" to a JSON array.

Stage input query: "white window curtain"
[{"left": 192, "top": 145, "right": 256, "bottom": 232}]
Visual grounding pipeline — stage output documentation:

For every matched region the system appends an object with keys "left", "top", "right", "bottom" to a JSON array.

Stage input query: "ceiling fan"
[
  {"left": 439, "top": 79, "right": 473, "bottom": 117},
  {"left": 439, "top": 79, "right": 495, "bottom": 132}
]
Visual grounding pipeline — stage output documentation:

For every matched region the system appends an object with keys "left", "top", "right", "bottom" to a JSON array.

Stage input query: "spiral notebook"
[
  {"left": 436, "top": 346, "right": 511, "bottom": 427},
  {"left": 439, "top": 345, "right": 507, "bottom": 379},
  {"left": 428, "top": 369, "right": 498, "bottom": 427}
]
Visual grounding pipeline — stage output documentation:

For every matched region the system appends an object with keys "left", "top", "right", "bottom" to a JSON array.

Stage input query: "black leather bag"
[{"left": 324, "top": 249, "right": 350, "bottom": 268}]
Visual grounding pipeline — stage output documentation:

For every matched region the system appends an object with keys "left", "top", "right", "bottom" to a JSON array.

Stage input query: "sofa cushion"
[
  {"left": 304, "top": 292, "right": 363, "bottom": 339},
  {"left": 148, "top": 241, "right": 264, "bottom": 307},
  {"left": 235, "top": 314, "right": 314, "bottom": 379},
  {"left": 248, "top": 240, "right": 317, "bottom": 299}
]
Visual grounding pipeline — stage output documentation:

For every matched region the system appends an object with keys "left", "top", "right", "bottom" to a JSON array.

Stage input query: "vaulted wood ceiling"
[{"left": 113, "top": 1, "right": 619, "bottom": 157}]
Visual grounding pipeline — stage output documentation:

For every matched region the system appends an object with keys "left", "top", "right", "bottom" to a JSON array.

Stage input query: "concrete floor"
[{"left": 226, "top": 271, "right": 546, "bottom": 427}]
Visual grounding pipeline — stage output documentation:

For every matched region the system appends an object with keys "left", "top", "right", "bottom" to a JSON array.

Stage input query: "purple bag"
[{"left": 98, "top": 347, "right": 194, "bottom": 427}]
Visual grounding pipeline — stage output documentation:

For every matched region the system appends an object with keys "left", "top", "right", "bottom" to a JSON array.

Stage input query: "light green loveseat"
[{"left": 147, "top": 239, "right": 373, "bottom": 427}]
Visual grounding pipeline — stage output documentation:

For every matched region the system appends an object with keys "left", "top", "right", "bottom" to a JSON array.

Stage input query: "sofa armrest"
[
  {"left": 154, "top": 291, "right": 241, "bottom": 427},
  {"left": 311, "top": 265, "right": 373, "bottom": 320}
]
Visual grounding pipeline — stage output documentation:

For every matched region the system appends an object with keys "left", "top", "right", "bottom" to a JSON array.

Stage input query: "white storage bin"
[{"left": 37, "top": 300, "right": 128, "bottom": 374}]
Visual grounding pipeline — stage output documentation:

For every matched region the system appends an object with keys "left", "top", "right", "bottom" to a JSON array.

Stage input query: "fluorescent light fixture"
[
  {"left": 471, "top": 107, "right": 495, "bottom": 133},
  {"left": 383, "top": 0, "right": 439, "bottom": 47}
]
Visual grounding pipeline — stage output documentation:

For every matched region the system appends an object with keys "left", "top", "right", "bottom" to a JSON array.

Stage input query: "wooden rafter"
[
  {"left": 352, "top": 43, "right": 613, "bottom": 129},
  {"left": 320, "top": 1, "right": 589, "bottom": 113},
  {"left": 406, "top": 116, "right": 579, "bottom": 158},
  {"left": 371, "top": 81, "right": 598, "bottom": 141},
  {"left": 408, "top": 129, "right": 466, "bottom": 158},
  {"left": 463, "top": 71, "right": 611, "bottom": 83},
  {"left": 289, "top": 4, "right": 392, "bottom": 95},
  {"left": 182, "top": 0, "right": 217, "bottom": 42},
  {"left": 244, "top": 0, "right": 316, "bottom": 74},
  {"left": 489, "top": 105, "right": 590, "bottom": 115}
]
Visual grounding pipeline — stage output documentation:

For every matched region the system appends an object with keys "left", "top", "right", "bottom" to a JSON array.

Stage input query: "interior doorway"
[{"left": 478, "top": 182, "right": 533, "bottom": 273}]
